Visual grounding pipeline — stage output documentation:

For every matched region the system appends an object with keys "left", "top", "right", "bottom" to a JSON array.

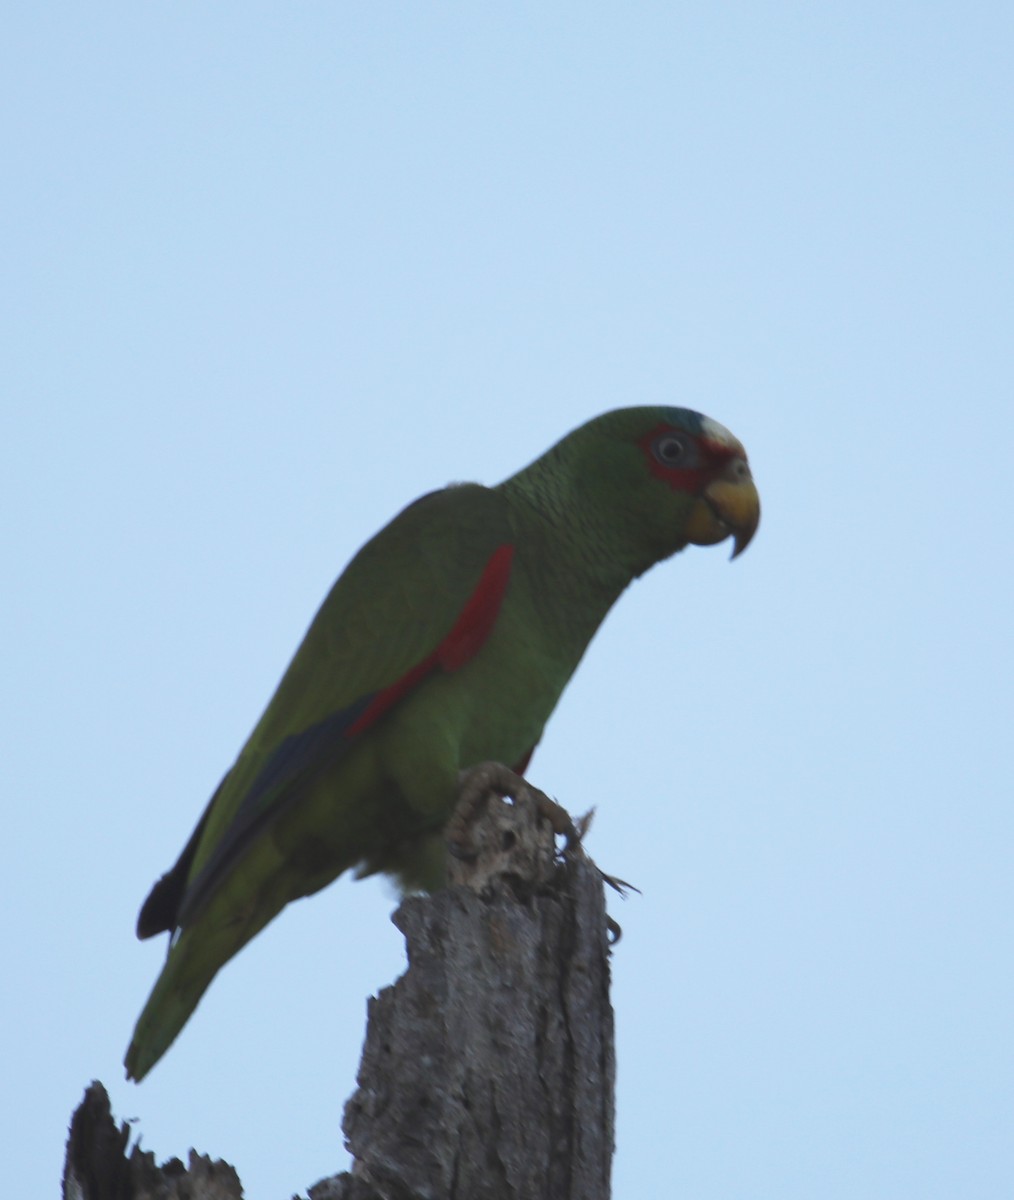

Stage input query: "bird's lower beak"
[{"left": 685, "top": 463, "right": 761, "bottom": 559}]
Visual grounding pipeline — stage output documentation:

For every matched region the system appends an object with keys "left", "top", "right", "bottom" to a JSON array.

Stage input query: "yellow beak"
[{"left": 685, "top": 460, "right": 761, "bottom": 559}]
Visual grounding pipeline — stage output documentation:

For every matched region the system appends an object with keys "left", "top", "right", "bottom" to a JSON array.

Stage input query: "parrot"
[{"left": 125, "top": 406, "right": 759, "bottom": 1081}]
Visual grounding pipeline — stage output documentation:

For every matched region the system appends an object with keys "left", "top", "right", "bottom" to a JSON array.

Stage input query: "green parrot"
[{"left": 125, "top": 406, "right": 759, "bottom": 1081}]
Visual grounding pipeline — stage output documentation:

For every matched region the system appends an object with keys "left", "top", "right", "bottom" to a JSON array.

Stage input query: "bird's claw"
[
  {"left": 449, "top": 761, "right": 589, "bottom": 864},
  {"left": 448, "top": 763, "right": 635, "bottom": 947}
]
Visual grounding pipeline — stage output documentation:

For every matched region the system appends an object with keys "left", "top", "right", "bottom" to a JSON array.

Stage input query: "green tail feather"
[{"left": 124, "top": 930, "right": 220, "bottom": 1081}]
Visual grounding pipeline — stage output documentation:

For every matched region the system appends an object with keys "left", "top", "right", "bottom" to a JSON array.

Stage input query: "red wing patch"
[
  {"left": 512, "top": 744, "right": 536, "bottom": 776},
  {"left": 344, "top": 543, "right": 516, "bottom": 738},
  {"left": 176, "top": 543, "right": 517, "bottom": 930}
]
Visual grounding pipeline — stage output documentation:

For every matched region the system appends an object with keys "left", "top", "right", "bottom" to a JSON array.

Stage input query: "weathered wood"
[
  {"left": 319, "top": 765, "right": 615, "bottom": 1200},
  {"left": 63, "top": 766, "right": 615, "bottom": 1199},
  {"left": 62, "top": 1080, "right": 242, "bottom": 1200}
]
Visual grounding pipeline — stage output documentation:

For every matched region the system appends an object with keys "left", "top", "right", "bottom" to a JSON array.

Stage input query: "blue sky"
[{"left": 4, "top": 4, "right": 1013, "bottom": 1197}]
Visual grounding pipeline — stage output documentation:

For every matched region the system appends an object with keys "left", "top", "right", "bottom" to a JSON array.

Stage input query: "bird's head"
[
  {"left": 562, "top": 406, "right": 761, "bottom": 570},
  {"left": 638, "top": 408, "right": 760, "bottom": 559}
]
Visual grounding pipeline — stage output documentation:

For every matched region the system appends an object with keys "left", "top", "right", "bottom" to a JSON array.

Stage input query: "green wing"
[{"left": 126, "top": 482, "right": 513, "bottom": 1079}]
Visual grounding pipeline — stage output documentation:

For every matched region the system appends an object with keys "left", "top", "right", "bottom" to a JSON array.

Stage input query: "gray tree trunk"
[{"left": 64, "top": 766, "right": 615, "bottom": 1199}]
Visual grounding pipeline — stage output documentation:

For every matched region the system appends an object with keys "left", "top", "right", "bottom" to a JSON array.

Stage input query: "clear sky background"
[{"left": 4, "top": 4, "right": 1012, "bottom": 1198}]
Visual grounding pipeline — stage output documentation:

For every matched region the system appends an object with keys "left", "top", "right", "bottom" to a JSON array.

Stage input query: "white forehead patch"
[{"left": 699, "top": 415, "right": 738, "bottom": 447}]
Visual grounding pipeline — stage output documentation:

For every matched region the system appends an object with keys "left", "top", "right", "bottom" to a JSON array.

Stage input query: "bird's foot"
[
  {"left": 446, "top": 761, "right": 585, "bottom": 891},
  {"left": 447, "top": 763, "right": 634, "bottom": 942},
  {"left": 448, "top": 761, "right": 579, "bottom": 862}
]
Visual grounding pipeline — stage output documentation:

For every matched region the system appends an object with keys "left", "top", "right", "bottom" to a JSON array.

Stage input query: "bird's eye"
[{"left": 653, "top": 435, "right": 687, "bottom": 465}]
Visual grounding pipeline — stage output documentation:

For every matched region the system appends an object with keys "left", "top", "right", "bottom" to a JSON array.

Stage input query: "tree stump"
[{"left": 64, "top": 766, "right": 615, "bottom": 1200}]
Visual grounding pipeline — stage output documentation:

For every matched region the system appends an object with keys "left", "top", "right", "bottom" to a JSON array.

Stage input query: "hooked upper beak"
[{"left": 686, "top": 459, "right": 760, "bottom": 559}]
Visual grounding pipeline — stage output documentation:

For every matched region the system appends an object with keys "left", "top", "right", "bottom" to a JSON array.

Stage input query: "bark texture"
[
  {"left": 326, "top": 764, "right": 615, "bottom": 1199},
  {"left": 63, "top": 765, "right": 615, "bottom": 1200},
  {"left": 62, "top": 1080, "right": 242, "bottom": 1200}
]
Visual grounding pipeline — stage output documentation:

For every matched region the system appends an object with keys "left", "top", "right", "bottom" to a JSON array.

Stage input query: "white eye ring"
[{"left": 655, "top": 435, "right": 686, "bottom": 464}]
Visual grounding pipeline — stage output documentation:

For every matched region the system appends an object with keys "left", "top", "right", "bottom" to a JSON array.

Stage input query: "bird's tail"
[
  {"left": 125, "top": 810, "right": 367, "bottom": 1080},
  {"left": 125, "top": 887, "right": 280, "bottom": 1081},
  {"left": 124, "top": 927, "right": 222, "bottom": 1081}
]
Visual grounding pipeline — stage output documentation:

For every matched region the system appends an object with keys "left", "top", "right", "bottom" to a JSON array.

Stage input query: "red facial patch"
[{"left": 638, "top": 424, "right": 735, "bottom": 493}]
